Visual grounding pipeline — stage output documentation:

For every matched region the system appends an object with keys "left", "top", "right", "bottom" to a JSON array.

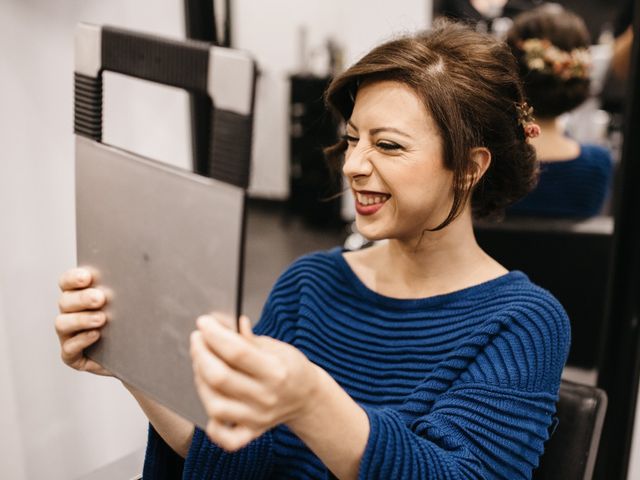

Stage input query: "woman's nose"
[{"left": 342, "top": 143, "right": 373, "bottom": 179}]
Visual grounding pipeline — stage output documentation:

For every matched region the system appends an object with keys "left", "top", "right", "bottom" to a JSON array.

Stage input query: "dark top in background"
[{"left": 507, "top": 144, "right": 613, "bottom": 219}]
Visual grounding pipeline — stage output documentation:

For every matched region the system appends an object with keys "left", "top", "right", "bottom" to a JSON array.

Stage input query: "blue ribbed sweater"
[
  {"left": 508, "top": 144, "right": 613, "bottom": 219},
  {"left": 143, "top": 247, "right": 571, "bottom": 479}
]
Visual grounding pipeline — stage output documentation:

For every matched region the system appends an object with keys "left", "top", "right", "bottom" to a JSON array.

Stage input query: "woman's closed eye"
[
  {"left": 376, "top": 140, "right": 403, "bottom": 151},
  {"left": 342, "top": 134, "right": 359, "bottom": 145},
  {"left": 342, "top": 134, "right": 403, "bottom": 153}
]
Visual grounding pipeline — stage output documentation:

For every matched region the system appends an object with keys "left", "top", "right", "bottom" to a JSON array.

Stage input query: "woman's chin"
[{"left": 354, "top": 223, "right": 387, "bottom": 243}]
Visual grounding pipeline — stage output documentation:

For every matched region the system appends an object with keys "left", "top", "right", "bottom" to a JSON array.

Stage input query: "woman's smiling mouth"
[{"left": 354, "top": 191, "right": 391, "bottom": 215}]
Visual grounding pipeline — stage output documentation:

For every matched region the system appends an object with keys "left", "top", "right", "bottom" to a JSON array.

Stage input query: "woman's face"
[{"left": 343, "top": 80, "right": 453, "bottom": 242}]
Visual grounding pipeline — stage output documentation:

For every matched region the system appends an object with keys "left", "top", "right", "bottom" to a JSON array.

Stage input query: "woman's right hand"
[{"left": 55, "top": 267, "right": 112, "bottom": 376}]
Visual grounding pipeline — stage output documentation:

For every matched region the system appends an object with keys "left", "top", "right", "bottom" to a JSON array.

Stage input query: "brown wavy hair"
[
  {"left": 506, "top": 5, "right": 591, "bottom": 118},
  {"left": 324, "top": 19, "right": 538, "bottom": 229}
]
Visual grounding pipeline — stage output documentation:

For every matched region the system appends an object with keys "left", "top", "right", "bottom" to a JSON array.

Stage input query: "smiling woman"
[
  {"left": 325, "top": 23, "right": 539, "bottom": 232},
  {"left": 55, "top": 18, "right": 570, "bottom": 480},
  {"left": 341, "top": 80, "right": 452, "bottom": 241}
]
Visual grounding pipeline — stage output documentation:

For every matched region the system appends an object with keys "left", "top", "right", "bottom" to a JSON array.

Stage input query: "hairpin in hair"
[
  {"left": 517, "top": 38, "right": 591, "bottom": 81},
  {"left": 515, "top": 101, "right": 541, "bottom": 139},
  {"left": 348, "top": 77, "right": 362, "bottom": 103}
]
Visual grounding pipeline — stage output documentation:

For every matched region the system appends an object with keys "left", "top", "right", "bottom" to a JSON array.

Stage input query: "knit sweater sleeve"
[
  {"left": 142, "top": 262, "right": 302, "bottom": 479},
  {"left": 358, "top": 295, "right": 570, "bottom": 480}
]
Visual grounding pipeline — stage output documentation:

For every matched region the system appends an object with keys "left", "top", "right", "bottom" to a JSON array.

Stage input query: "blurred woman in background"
[{"left": 505, "top": 4, "right": 614, "bottom": 219}]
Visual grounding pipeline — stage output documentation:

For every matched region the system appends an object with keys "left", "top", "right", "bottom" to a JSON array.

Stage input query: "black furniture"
[
  {"left": 534, "top": 380, "right": 608, "bottom": 480},
  {"left": 288, "top": 74, "right": 342, "bottom": 227},
  {"left": 474, "top": 217, "right": 613, "bottom": 369}
]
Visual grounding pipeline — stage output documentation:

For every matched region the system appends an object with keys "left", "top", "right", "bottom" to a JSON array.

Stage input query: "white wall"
[{"left": 0, "top": 1, "right": 430, "bottom": 479}]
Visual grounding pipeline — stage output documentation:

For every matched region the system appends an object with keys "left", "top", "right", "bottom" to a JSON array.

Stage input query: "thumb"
[{"left": 238, "top": 315, "right": 256, "bottom": 342}]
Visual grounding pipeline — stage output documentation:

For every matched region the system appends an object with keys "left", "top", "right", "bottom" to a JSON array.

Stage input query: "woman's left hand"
[{"left": 190, "top": 314, "right": 320, "bottom": 451}]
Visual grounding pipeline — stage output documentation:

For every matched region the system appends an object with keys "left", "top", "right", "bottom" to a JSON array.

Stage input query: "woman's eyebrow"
[
  {"left": 369, "top": 127, "right": 413, "bottom": 139},
  {"left": 346, "top": 120, "right": 413, "bottom": 139},
  {"left": 346, "top": 120, "right": 359, "bottom": 131}
]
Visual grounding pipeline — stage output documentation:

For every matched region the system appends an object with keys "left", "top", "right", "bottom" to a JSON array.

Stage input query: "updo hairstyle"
[
  {"left": 324, "top": 19, "right": 538, "bottom": 228},
  {"left": 506, "top": 5, "right": 591, "bottom": 118}
]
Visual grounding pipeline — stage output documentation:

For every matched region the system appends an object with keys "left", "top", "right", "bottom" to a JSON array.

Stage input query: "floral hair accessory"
[
  {"left": 524, "top": 123, "right": 541, "bottom": 139},
  {"left": 515, "top": 101, "right": 540, "bottom": 139},
  {"left": 518, "top": 38, "right": 591, "bottom": 81}
]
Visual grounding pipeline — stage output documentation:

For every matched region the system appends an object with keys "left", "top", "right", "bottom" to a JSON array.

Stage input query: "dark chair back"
[
  {"left": 474, "top": 217, "right": 613, "bottom": 369},
  {"left": 534, "top": 380, "right": 608, "bottom": 480}
]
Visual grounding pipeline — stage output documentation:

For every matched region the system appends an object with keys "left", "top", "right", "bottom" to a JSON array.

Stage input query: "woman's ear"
[{"left": 467, "top": 147, "right": 492, "bottom": 188}]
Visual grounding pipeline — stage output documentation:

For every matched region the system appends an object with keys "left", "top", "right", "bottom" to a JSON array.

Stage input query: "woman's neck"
[
  {"left": 359, "top": 209, "right": 506, "bottom": 299},
  {"left": 530, "top": 117, "right": 580, "bottom": 161}
]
